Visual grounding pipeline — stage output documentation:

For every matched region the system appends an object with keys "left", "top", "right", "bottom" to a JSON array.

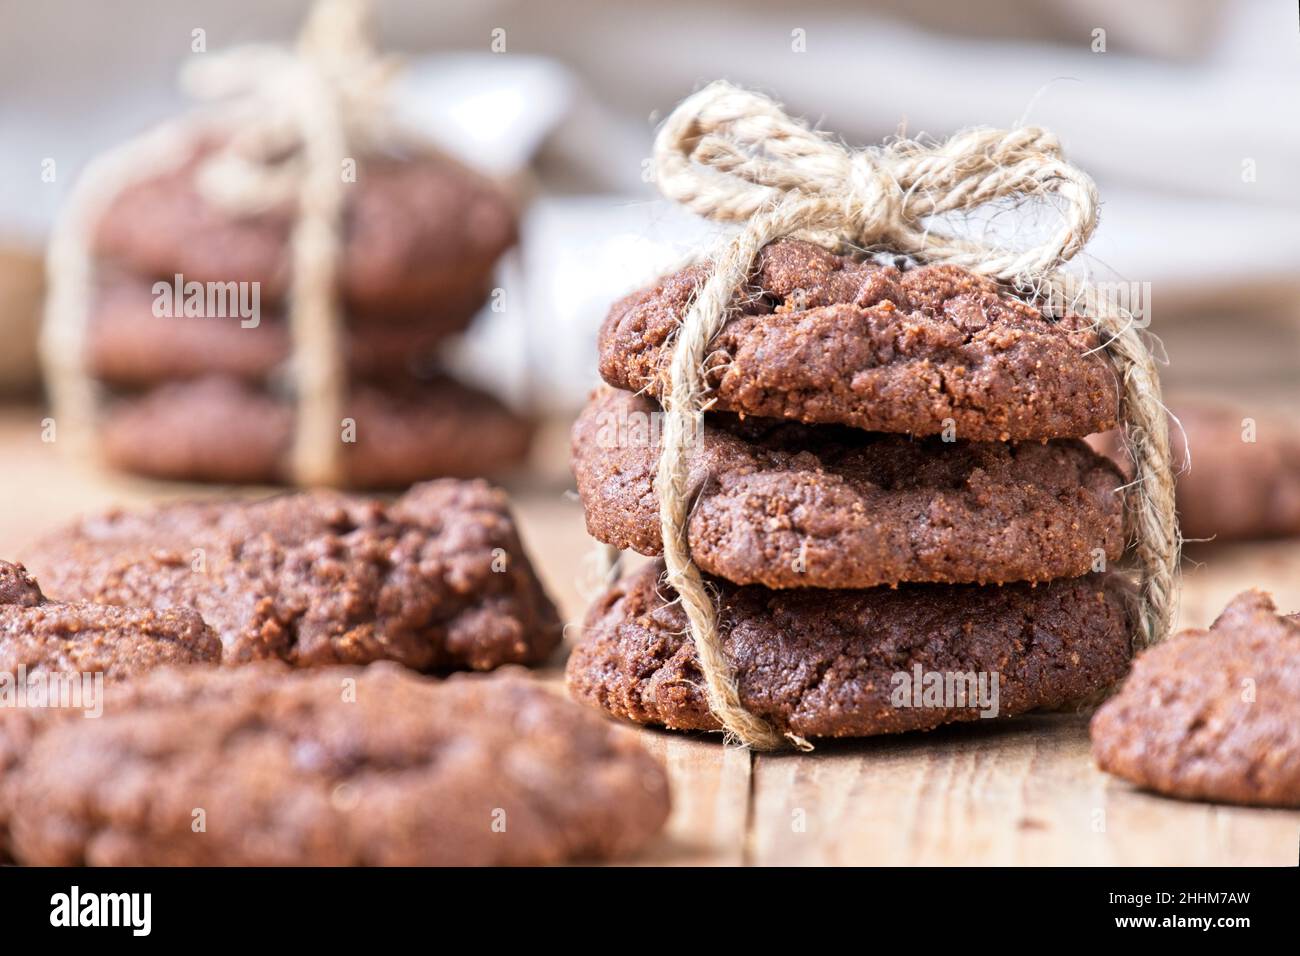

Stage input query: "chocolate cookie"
[
  {"left": 573, "top": 388, "right": 1125, "bottom": 588},
  {"left": 1091, "top": 590, "right": 1300, "bottom": 807},
  {"left": 0, "top": 664, "right": 670, "bottom": 865},
  {"left": 100, "top": 374, "right": 533, "bottom": 487},
  {"left": 23, "top": 479, "right": 562, "bottom": 671},
  {"left": 86, "top": 276, "right": 476, "bottom": 386},
  {"left": 1091, "top": 400, "right": 1300, "bottom": 542},
  {"left": 567, "top": 560, "right": 1133, "bottom": 738},
  {"left": 0, "top": 561, "right": 220, "bottom": 677},
  {"left": 599, "top": 240, "right": 1118, "bottom": 442},
  {"left": 93, "top": 137, "right": 516, "bottom": 320}
]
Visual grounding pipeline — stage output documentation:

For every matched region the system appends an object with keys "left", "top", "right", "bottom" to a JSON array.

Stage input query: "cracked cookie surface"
[
  {"left": 573, "top": 387, "right": 1125, "bottom": 588},
  {"left": 22, "top": 480, "right": 561, "bottom": 671},
  {"left": 0, "top": 560, "right": 220, "bottom": 677},
  {"left": 1091, "top": 590, "right": 1300, "bottom": 807},
  {"left": 567, "top": 559, "right": 1133, "bottom": 738},
  {"left": 0, "top": 664, "right": 670, "bottom": 865},
  {"left": 598, "top": 239, "right": 1118, "bottom": 441}
]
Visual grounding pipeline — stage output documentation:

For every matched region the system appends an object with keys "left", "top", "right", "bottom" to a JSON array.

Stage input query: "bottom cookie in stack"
[{"left": 568, "top": 560, "right": 1133, "bottom": 739}]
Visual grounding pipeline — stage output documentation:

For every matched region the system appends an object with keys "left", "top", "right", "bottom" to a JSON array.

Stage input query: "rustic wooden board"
[
  {"left": 2, "top": 404, "right": 1298, "bottom": 866},
  {"left": 749, "top": 715, "right": 1298, "bottom": 866}
]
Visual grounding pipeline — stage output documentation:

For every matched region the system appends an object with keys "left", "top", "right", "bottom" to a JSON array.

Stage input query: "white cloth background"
[{"left": 1, "top": 0, "right": 1296, "bottom": 410}]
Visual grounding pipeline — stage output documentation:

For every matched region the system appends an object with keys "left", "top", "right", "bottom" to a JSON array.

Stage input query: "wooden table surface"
[{"left": 2, "top": 406, "right": 1298, "bottom": 867}]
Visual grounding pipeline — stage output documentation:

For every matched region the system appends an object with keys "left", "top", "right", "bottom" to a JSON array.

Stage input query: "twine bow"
[
  {"left": 181, "top": 0, "right": 398, "bottom": 216},
  {"left": 649, "top": 82, "right": 1180, "bottom": 750}
]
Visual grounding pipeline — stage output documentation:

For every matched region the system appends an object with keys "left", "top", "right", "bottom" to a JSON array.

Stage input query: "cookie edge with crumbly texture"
[
  {"left": 567, "top": 560, "right": 1134, "bottom": 739},
  {"left": 21, "top": 479, "right": 564, "bottom": 673},
  {"left": 0, "top": 560, "right": 222, "bottom": 678},
  {"left": 1090, "top": 589, "right": 1300, "bottom": 808}
]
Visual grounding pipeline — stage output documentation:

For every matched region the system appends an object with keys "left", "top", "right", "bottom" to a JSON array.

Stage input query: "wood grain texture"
[
  {"left": 748, "top": 715, "right": 1298, "bottom": 866},
  {"left": 638, "top": 734, "right": 752, "bottom": 866}
]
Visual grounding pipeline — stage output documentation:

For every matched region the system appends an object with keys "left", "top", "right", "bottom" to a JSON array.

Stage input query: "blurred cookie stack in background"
[
  {"left": 41, "top": 0, "right": 533, "bottom": 490},
  {"left": 82, "top": 137, "right": 530, "bottom": 487}
]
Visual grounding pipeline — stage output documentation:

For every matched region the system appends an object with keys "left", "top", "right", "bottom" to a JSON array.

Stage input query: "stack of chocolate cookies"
[
  {"left": 568, "top": 240, "right": 1136, "bottom": 739},
  {"left": 83, "top": 137, "right": 531, "bottom": 486}
]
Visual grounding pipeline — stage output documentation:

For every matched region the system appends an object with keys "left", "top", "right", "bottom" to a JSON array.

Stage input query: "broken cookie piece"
[
  {"left": 22, "top": 480, "right": 562, "bottom": 671},
  {"left": 1091, "top": 589, "right": 1300, "bottom": 807},
  {"left": 0, "top": 560, "right": 220, "bottom": 678}
]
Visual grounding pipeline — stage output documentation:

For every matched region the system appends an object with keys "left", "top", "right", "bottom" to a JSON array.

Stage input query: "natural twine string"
[
  {"left": 44, "top": 121, "right": 203, "bottom": 464},
  {"left": 184, "top": 0, "right": 399, "bottom": 485},
  {"left": 43, "top": 0, "right": 394, "bottom": 487},
  {"left": 650, "top": 82, "right": 1180, "bottom": 750}
]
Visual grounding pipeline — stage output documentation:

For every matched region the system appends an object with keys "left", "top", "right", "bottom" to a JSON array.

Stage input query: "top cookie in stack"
[
  {"left": 83, "top": 136, "right": 531, "bottom": 487},
  {"left": 567, "top": 240, "right": 1136, "bottom": 740},
  {"left": 600, "top": 240, "right": 1117, "bottom": 442}
]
